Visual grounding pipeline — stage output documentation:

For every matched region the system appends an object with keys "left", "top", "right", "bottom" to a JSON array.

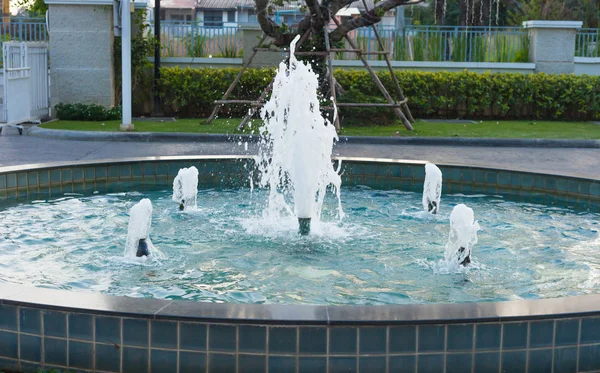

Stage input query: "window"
[
  {"left": 247, "top": 9, "right": 257, "bottom": 23},
  {"left": 204, "top": 11, "right": 223, "bottom": 27},
  {"left": 227, "top": 11, "right": 236, "bottom": 23}
]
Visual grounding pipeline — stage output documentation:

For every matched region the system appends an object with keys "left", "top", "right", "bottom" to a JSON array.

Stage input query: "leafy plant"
[
  {"left": 55, "top": 103, "right": 122, "bottom": 121},
  {"left": 218, "top": 43, "right": 239, "bottom": 58},
  {"left": 185, "top": 34, "right": 207, "bottom": 57}
]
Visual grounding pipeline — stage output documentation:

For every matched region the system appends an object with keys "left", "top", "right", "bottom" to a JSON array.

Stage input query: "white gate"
[{"left": 0, "top": 42, "right": 50, "bottom": 135}]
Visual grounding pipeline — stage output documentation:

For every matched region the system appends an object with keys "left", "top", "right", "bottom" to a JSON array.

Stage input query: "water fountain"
[
  {"left": 423, "top": 163, "right": 442, "bottom": 214},
  {"left": 445, "top": 204, "right": 480, "bottom": 267},
  {"left": 256, "top": 35, "right": 343, "bottom": 236},
  {"left": 124, "top": 198, "right": 154, "bottom": 259},
  {"left": 173, "top": 166, "right": 199, "bottom": 211}
]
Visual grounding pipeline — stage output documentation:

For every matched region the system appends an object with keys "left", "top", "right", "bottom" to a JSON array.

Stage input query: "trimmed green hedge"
[
  {"left": 56, "top": 103, "right": 122, "bottom": 121},
  {"left": 157, "top": 67, "right": 600, "bottom": 122}
]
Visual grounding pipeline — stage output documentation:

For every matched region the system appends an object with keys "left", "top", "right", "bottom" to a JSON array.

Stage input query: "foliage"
[
  {"left": 156, "top": 67, "right": 600, "bottom": 122},
  {"left": 113, "top": 10, "right": 156, "bottom": 105},
  {"left": 184, "top": 34, "right": 207, "bottom": 57},
  {"left": 508, "top": 0, "right": 600, "bottom": 28},
  {"left": 13, "top": 0, "right": 48, "bottom": 16},
  {"left": 55, "top": 103, "right": 122, "bottom": 121},
  {"left": 217, "top": 43, "right": 240, "bottom": 58}
]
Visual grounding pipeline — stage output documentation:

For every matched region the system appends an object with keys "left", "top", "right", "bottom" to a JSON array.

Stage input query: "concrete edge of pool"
[{"left": 1, "top": 156, "right": 599, "bottom": 373}]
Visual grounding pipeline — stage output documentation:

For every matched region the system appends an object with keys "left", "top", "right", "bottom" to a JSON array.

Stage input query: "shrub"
[
  {"left": 55, "top": 103, "right": 122, "bottom": 121},
  {"left": 155, "top": 67, "right": 600, "bottom": 122}
]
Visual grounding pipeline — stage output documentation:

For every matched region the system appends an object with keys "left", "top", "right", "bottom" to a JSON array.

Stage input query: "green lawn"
[{"left": 40, "top": 118, "right": 600, "bottom": 139}]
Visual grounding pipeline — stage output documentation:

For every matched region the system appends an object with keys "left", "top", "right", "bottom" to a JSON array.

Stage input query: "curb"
[{"left": 28, "top": 126, "right": 600, "bottom": 148}]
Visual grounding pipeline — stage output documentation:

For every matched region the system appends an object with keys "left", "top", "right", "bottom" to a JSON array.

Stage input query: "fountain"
[
  {"left": 173, "top": 166, "right": 199, "bottom": 211},
  {"left": 256, "top": 35, "right": 343, "bottom": 235},
  {"left": 423, "top": 163, "right": 442, "bottom": 214},
  {"left": 124, "top": 198, "right": 155, "bottom": 259},
  {"left": 445, "top": 204, "right": 480, "bottom": 267}
]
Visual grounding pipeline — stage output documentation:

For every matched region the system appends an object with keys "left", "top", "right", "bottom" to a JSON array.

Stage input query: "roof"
[
  {"left": 149, "top": 0, "right": 197, "bottom": 8},
  {"left": 195, "top": 0, "right": 252, "bottom": 9}
]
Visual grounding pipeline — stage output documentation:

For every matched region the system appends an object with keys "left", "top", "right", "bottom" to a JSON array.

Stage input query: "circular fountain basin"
[{"left": 0, "top": 156, "right": 599, "bottom": 373}]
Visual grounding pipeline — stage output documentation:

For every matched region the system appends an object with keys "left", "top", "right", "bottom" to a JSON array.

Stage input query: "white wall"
[{"left": 574, "top": 57, "right": 600, "bottom": 76}]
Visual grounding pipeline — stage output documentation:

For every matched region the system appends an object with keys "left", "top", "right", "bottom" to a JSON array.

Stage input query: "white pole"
[{"left": 120, "top": 0, "right": 133, "bottom": 131}]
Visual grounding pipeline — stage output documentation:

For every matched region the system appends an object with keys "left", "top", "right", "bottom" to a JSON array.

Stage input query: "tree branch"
[{"left": 329, "top": 0, "right": 425, "bottom": 42}]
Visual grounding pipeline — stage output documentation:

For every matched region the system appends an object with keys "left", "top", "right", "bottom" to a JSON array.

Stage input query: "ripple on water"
[{"left": 0, "top": 188, "right": 599, "bottom": 305}]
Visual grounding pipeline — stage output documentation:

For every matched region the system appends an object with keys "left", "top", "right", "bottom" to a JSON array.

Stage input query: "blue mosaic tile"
[
  {"left": 19, "top": 362, "right": 42, "bottom": 372},
  {"left": 122, "top": 346, "right": 149, "bottom": 373},
  {"left": 359, "top": 327, "right": 386, "bottom": 354},
  {"left": 509, "top": 173, "right": 521, "bottom": 188},
  {"left": 503, "top": 322, "right": 527, "bottom": 350},
  {"left": 269, "top": 327, "right": 297, "bottom": 354},
  {"left": 69, "top": 313, "right": 93, "bottom": 341},
  {"left": 413, "top": 166, "right": 425, "bottom": 180},
  {"left": 529, "top": 320, "right": 554, "bottom": 348},
  {"left": 0, "top": 358, "right": 18, "bottom": 371},
  {"left": 61, "top": 169, "right": 72, "bottom": 183},
  {"left": 179, "top": 322, "right": 206, "bottom": 351},
  {"left": 27, "top": 171, "right": 38, "bottom": 186},
  {"left": 474, "top": 352, "right": 499, "bottom": 373},
  {"left": 419, "top": 325, "right": 445, "bottom": 352},
  {"left": 0, "top": 174, "right": 6, "bottom": 189},
  {"left": 360, "top": 357, "right": 386, "bottom": 373},
  {"left": 299, "top": 357, "right": 326, "bottom": 373},
  {"left": 447, "top": 167, "right": 461, "bottom": 182},
  {"left": 180, "top": 351, "right": 206, "bottom": 373},
  {"left": 579, "top": 180, "right": 591, "bottom": 196},
  {"left": 0, "top": 305, "right": 17, "bottom": 331},
  {"left": 364, "top": 164, "right": 378, "bottom": 176},
  {"left": 17, "top": 172, "right": 27, "bottom": 187},
  {"left": 581, "top": 317, "right": 600, "bottom": 343},
  {"left": 0, "top": 331, "right": 18, "bottom": 358},
  {"left": 107, "top": 165, "right": 119, "bottom": 179},
  {"left": 238, "top": 354, "right": 266, "bottom": 373},
  {"left": 502, "top": 350, "right": 526, "bottom": 373},
  {"left": 400, "top": 165, "right": 413, "bottom": 179},
  {"left": 20, "top": 334, "right": 41, "bottom": 362},
  {"left": 329, "top": 356, "right": 357, "bottom": 373},
  {"left": 389, "top": 325, "right": 416, "bottom": 353},
  {"left": 485, "top": 171, "right": 498, "bottom": 185},
  {"left": 6, "top": 173, "right": 16, "bottom": 188},
  {"left": 556, "top": 178, "right": 568, "bottom": 192},
  {"left": 142, "top": 163, "right": 156, "bottom": 177},
  {"left": 476, "top": 323, "right": 501, "bottom": 350},
  {"left": 591, "top": 182, "right": 600, "bottom": 197},
  {"left": 119, "top": 164, "right": 132, "bottom": 179},
  {"left": 44, "top": 337, "right": 67, "bottom": 366},
  {"left": 269, "top": 356, "right": 296, "bottom": 372},
  {"left": 72, "top": 167, "right": 83, "bottom": 182},
  {"left": 20, "top": 307, "right": 41, "bottom": 335},
  {"left": 239, "top": 325, "right": 266, "bottom": 353},
  {"left": 545, "top": 176, "right": 557, "bottom": 191},
  {"left": 497, "top": 172, "right": 509, "bottom": 186},
  {"left": 151, "top": 320, "right": 177, "bottom": 349},
  {"left": 533, "top": 175, "right": 545, "bottom": 190},
  {"left": 84, "top": 167, "right": 95, "bottom": 180},
  {"left": 389, "top": 355, "right": 415, "bottom": 373},
  {"left": 330, "top": 327, "right": 357, "bottom": 355},
  {"left": 210, "top": 324, "right": 236, "bottom": 352},
  {"left": 131, "top": 164, "right": 143, "bottom": 178},
  {"left": 351, "top": 163, "right": 364, "bottom": 176},
  {"left": 123, "top": 318, "right": 149, "bottom": 347},
  {"left": 69, "top": 341, "right": 93, "bottom": 369},
  {"left": 578, "top": 344, "right": 600, "bottom": 372},
  {"left": 151, "top": 349, "right": 177, "bottom": 373},
  {"left": 447, "top": 324, "right": 473, "bottom": 351},
  {"left": 299, "top": 327, "right": 326, "bottom": 355},
  {"left": 418, "top": 354, "right": 444, "bottom": 373},
  {"left": 155, "top": 163, "right": 168, "bottom": 177},
  {"left": 555, "top": 319, "right": 579, "bottom": 346},
  {"left": 446, "top": 353, "right": 472, "bottom": 373},
  {"left": 96, "top": 343, "right": 120, "bottom": 372},
  {"left": 390, "top": 165, "right": 401, "bottom": 177},
  {"left": 95, "top": 316, "right": 120, "bottom": 344},
  {"left": 527, "top": 348, "right": 552, "bottom": 373},
  {"left": 553, "top": 347, "right": 577, "bottom": 373}
]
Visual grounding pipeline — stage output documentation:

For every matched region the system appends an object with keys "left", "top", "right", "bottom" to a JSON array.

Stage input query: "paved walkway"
[{"left": 1, "top": 128, "right": 598, "bottom": 179}]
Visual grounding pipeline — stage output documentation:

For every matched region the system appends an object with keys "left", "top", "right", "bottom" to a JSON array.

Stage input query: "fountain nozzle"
[
  {"left": 136, "top": 238, "right": 150, "bottom": 257},
  {"left": 179, "top": 199, "right": 185, "bottom": 211},
  {"left": 298, "top": 218, "right": 311, "bottom": 236}
]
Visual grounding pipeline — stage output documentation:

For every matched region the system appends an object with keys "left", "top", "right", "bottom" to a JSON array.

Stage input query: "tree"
[{"left": 13, "top": 0, "right": 48, "bottom": 16}]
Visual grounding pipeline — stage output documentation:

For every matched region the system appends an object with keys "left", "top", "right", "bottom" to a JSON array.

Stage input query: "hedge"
[{"left": 157, "top": 67, "right": 600, "bottom": 122}]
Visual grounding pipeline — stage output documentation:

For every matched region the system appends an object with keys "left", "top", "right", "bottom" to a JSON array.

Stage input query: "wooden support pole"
[
  {"left": 205, "top": 36, "right": 266, "bottom": 124},
  {"left": 331, "top": 17, "right": 413, "bottom": 130},
  {"left": 237, "top": 81, "right": 274, "bottom": 131}
]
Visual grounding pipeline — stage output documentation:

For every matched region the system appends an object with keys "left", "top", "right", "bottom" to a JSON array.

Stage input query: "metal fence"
[
  {"left": 158, "top": 21, "right": 242, "bottom": 58},
  {"left": 576, "top": 28, "right": 600, "bottom": 58},
  {"left": 338, "top": 25, "right": 530, "bottom": 62},
  {"left": 0, "top": 18, "right": 47, "bottom": 64}
]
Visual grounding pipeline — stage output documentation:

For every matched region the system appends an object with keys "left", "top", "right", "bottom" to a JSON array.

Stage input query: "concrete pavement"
[{"left": 1, "top": 127, "right": 598, "bottom": 179}]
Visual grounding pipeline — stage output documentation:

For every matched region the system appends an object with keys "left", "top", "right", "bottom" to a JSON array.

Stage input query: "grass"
[{"left": 40, "top": 119, "right": 600, "bottom": 139}]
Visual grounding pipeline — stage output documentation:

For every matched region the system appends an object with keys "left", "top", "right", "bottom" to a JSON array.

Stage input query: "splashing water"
[
  {"left": 255, "top": 35, "right": 343, "bottom": 234},
  {"left": 423, "top": 163, "right": 442, "bottom": 214},
  {"left": 124, "top": 198, "right": 158, "bottom": 260},
  {"left": 172, "top": 166, "right": 199, "bottom": 210},
  {"left": 444, "top": 204, "right": 480, "bottom": 269}
]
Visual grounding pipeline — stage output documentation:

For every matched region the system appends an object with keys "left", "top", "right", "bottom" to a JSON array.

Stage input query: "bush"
[
  {"left": 155, "top": 67, "right": 600, "bottom": 122},
  {"left": 55, "top": 103, "right": 122, "bottom": 121}
]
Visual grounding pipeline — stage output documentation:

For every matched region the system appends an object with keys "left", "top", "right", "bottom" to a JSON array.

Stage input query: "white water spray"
[
  {"left": 422, "top": 163, "right": 442, "bottom": 214},
  {"left": 124, "top": 198, "right": 156, "bottom": 259},
  {"left": 172, "top": 166, "right": 199, "bottom": 210},
  {"left": 444, "top": 204, "right": 480, "bottom": 267},
  {"left": 256, "top": 35, "right": 343, "bottom": 235}
]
